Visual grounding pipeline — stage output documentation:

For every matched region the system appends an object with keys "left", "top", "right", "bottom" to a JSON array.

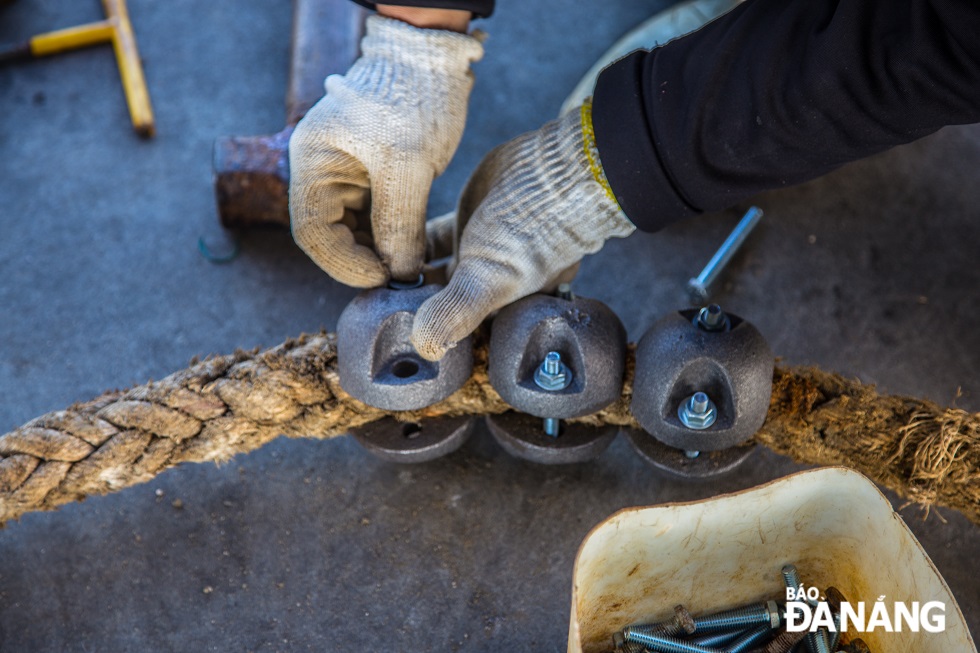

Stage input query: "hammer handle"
[
  {"left": 213, "top": 0, "right": 367, "bottom": 229},
  {"left": 287, "top": 0, "right": 368, "bottom": 125}
]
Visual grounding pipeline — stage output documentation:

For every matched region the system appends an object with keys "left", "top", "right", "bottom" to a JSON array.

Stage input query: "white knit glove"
[
  {"left": 288, "top": 15, "right": 484, "bottom": 287},
  {"left": 411, "top": 103, "right": 636, "bottom": 361}
]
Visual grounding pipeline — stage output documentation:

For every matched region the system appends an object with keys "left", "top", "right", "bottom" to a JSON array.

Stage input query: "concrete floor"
[{"left": 0, "top": 0, "right": 978, "bottom": 651}]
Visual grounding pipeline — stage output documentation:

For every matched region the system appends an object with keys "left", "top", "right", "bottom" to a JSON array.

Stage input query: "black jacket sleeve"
[
  {"left": 592, "top": 0, "right": 980, "bottom": 232},
  {"left": 351, "top": 0, "right": 493, "bottom": 19}
]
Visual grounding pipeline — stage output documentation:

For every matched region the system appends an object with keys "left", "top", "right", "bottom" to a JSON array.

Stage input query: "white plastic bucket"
[{"left": 568, "top": 467, "right": 976, "bottom": 652}]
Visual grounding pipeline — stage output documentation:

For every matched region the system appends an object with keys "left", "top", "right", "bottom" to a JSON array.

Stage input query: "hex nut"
[
  {"left": 337, "top": 285, "right": 473, "bottom": 411},
  {"left": 677, "top": 392, "right": 718, "bottom": 430},
  {"left": 489, "top": 294, "right": 627, "bottom": 419},
  {"left": 533, "top": 353, "right": 572, "bottom": 391},
  {"left": 631, "top": 309, "right": 773, "bottom": 451}
]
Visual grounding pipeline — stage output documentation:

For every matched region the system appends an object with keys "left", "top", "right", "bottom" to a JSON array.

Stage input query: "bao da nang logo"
[{"left": 785, "top": 586, "right": 947, "bottom": 634}]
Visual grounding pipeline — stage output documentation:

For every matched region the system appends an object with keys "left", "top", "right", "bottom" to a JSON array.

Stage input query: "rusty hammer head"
[{"left": 213, "top": 0, "right": 366, "bottom": 230}]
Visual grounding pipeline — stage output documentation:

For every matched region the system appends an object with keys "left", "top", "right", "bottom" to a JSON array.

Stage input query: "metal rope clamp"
[
  {"left": 337, "top": 279, "right": 475, "bottom": 463},
  {"left": 486, "top": 290, "right": 627, "bottom": 464},
  {"left": 626, "top": 304, "right": 773, "bottom": 478}
]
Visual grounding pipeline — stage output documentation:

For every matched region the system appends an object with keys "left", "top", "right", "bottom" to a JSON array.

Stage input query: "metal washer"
[
  {"left": 623, "top": 428, "right": 757, "bottom": 479},
  {"left": 485, "top": 412, "right": 619, "bottom": 465},
  {"left": 350, "top": 416, "right": 474, "bottom": 464}
]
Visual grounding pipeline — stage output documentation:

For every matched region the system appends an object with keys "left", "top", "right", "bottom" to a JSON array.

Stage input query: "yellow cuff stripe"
[{"left": 580, "top": 99, "right": 620, "bottom": 209}]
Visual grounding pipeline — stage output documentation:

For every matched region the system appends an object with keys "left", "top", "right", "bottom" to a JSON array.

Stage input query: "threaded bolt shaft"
[
  {"left": 693, "top": 601, "right": 780, "bottom": 633},
  {"left": 625, "top": 624, "right": 681, "bottom": 640},
  {"left": 781, "top": 564, "right": 802, "bottom": 592},
  {"left": 543, "top": 351, "right": 561, "bottom": 375},
  {"left": 726, "top": 624, "right": 774, "bottom": 653},
  {"left": 625, "top": 604, "right": 695, "bottom": 639},
  {"left": 691, "top": 392, "right": 709, "bottom": 413},
  {"left": 534, "top": 351, "right": 570, "bottom": 437},
  {"left": 690, "top": 629, "right": 746, "bottom": 647},
  {"left": 781, "top": 564, "right": 818, "bottom": 607},
  {"left": 826, "top": 612, "right": 841, "bottom": 651},
  {"left": 687, "top": 206, "right": 763, "bottom": 304},
  {"left": 543, "top": 417, "right": 560, "bottom": 437},
  {"left": 625, "top": 629, "right": 725, "bottom": 653},
  {"left": 806, "top": 629, "right": 831, "bottom": 653},
  {"left": 752, "top": 628, "right": 807, "bottom": 653}
]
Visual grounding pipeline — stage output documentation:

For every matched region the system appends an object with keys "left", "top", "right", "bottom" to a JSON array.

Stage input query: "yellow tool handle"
[
  {"left": 103, "top": 0, "right": 154, "bottom": 137},
  {"left": 29, "top": 21, "right": 115, "bottom": 56},
  {"left": 25, "top": 0, "right": 155, "bottom": 138}
]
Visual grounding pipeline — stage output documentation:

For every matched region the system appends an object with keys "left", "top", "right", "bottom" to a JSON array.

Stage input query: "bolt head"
[
  {"left": 847, "top": 639, "right": 871, "bottom": 653},
  {"left": 766, "top": 599, "right": 781, "bottom": 628},
  {"left": 674, "top": 604, "right": 696, "bottom": 634},
  {"left": 687, "top": 278, "right": 708, "bottom": 305},
  {"left": 677, "top": 393, "right": 717, "bottom": 430},
  {"left": 533, "top": 357, "right": 572, "bottom": 391},
  {"left": 825, "top": 586, "right": 847, "bottom": 612},
  {"left": 612, "top": 631, "right": 625, "bottom": 649}
]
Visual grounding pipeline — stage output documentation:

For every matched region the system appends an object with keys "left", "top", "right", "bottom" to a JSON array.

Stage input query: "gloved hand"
[
  {"left": 411, "top": 102, "right": 637, "bottom": 361},
  {"left": 288, "top": 15, "right": 484, "bottom": 287}
]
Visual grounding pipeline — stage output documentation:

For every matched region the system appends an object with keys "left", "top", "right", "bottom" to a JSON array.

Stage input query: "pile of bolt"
[{"left": 609, "top": 565, "right": 872, "bottom": 653}]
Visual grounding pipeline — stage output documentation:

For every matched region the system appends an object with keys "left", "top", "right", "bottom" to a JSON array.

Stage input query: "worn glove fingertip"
[
  {"left": 411, "top": 294, "right": 470, "bottom": 362},
  {"left": 411, "top": 272, "right": 498, "bottom": 361},
  {"left": 410, "top": 307, "right": 453, "bottom": 362}
]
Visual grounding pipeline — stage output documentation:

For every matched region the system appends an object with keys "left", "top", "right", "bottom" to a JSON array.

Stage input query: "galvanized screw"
[
  {"left": 695, "top": 304, "right": 731, "bottom": 332},
  {"left": 534, "top": 351, "right": 571, "bottom": 391},
  {"left": 678, "top": 392, "right": 718, "bottom": 430},
  {"left": 616, "top": 642, "right": 646, "bottom": 653},
  {"left": 533, "top": 351, "right": 571, "bottom": 437},
  {"left": 780, "top": 564, "right": 802, "bottom": 594},
  {"left": 726, "top": 624, "right": 774, "bottom": 653},
  {"left": 807, "top": 629, "right": 831, "bottom": 653},
  {"left": 826, "top": 613, "right": 841, "bottom": 652},
  {"left": 692, "top": 600, "right": 781, "bottom": 633},
  {"left": 624, "top": 630, "right": 722, "bottom": 653},
  {"left": 687, "top": 206, "right": 763, "bottom": 305},
  {"left": 690, "top": 629, "right": 747, "bottom": 648},
  {"left": 780, "top": 564, "right": 817, "bottom": 607},
  {"left": 781, "top": 564, "right": 827, "bottom": 653},
  {"left": 748, "top": 628, "right": 807, "bottom": 653},
  {"left": 612, "top": 631, "right": 647, "bottom": 653},
  {"left": 626, "top": 605, "right": 696, "bottom": 639},
  {"left": 824, "top": 587, "right": 846, "bottom": 652}
]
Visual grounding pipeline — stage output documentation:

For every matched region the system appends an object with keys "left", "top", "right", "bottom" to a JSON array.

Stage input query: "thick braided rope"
[{"left": 1, "top": 332, "right": 977, "bottom": 525}]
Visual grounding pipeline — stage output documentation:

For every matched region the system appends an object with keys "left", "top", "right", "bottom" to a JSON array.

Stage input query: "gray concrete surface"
[{"left": 1, "top": 0, "right": 978, "bottom": 651}]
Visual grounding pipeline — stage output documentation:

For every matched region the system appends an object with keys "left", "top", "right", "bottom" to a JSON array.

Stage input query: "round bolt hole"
[
  {"left": 402, "top": 422, "right": 422, "bottom": 439},
  {"left": 391, "top": 359, "right": 420, "bottom": 379}
]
